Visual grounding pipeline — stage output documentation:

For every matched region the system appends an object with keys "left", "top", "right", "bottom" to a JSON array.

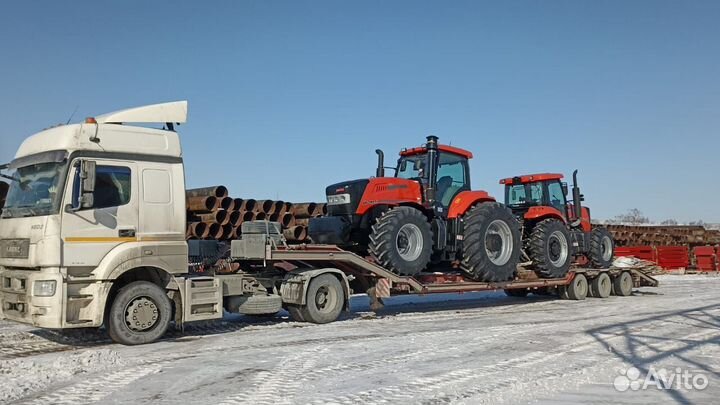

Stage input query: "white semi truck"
[{"left": 0, "top": 101, "right": 657, "bottom": 345}]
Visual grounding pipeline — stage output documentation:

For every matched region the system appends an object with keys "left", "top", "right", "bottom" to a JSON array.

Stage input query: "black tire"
[
  {"left": 287, "top": 305, "right": 306, "bottom": 322},
  {"left": 461, "top": 202, "right": 520, "bottom": 282},
  {"left": 612, "top": 271, "right": 633, "bottom": 296},
  {"left": 299, "top": 274, "right": 345, "bottom": 324},
  {"left": 589, "top": 272, "right": 612, "bottom": 298},
  {"left": 504, "top": 289, "right": 528, "bottom": 297},
  {"left": 589, "top": 227, "right": 614, "bottom": 268},
  {"left": 107, "top": 281, "right": 172, "bottom": 345},
  {"left": 566, "top": 274, "right": 588, "bottom": 300},
  {"left": 528, "top": 219, "right": 572, "bottom": 278},
  {"left": 369, "top": 206, "right": 433, "bottom": 276}
]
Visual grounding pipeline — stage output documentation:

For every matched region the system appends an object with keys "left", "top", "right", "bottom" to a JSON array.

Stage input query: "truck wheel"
[
  {"left": 299, "top": 274, "right": 345, "bottom": 324},
  {"left": 369, "top": 206, "right": 433, "bottom": 276},
  {"left": 287, "top": 305, "right": 306, "bottom": 322},
  {"left": 589, "top": 273, "right": 612, "bottom": 298},
  {"left": 504, "top": 289, "right": 528, "bottom": 297},
  {"left": 565, "top": 274, "right": 588, "bottom": 300},
  {"left": 528, "top": 219, "right": 572, "bottom": 278},
  {"left": 612, "top": 271, "right": 633, "bottom": 296},
  {"left": 461, "top": 202, "right": 520, "bottom": 282},
  {"left": 589, "top": 227, "right": 614, "bottom": 268},
  {"left": 107, "top": 281, "right": 172, "bottom": 345}
]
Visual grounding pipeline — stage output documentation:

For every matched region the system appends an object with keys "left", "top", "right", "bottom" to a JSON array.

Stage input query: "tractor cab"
[
  {"left": 391, "top": 138, "right": 473, "bottom": 212},
  {"left": 501, "top": 173, "right": 570, "bottom": 218}
]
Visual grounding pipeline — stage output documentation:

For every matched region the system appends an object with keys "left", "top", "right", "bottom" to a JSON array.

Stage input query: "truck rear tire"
[
  {"left": 528, "top": 219, "right": 572, "bottom": 278},
  {"left": 461, "top": 202, "right": 520, "bottom": 282},
  {"left": 298, "top": 274, "right": 345, "bottom": 324},
  {"left": 107, "top": 281, "right": 172, "bottom": 345},
  {"left": 589, "top": 272, "right": 612, "bottom": 298},
  {"left": 589, "top": 227, "right": 614, "bottom": 268},
  {"left": 565, "top": 274, "right": 588, "bottom": 300},
  {"left": 369, "top": 206, "right": 433, "bottom": 276},
  {"left": 612, "top": 271, "right": 633, "bottom": 296}
]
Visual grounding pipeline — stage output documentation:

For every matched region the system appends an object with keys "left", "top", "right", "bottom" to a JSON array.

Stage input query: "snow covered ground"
[{"left": 1, "top": 274, "right": 718, "bottom": 404}]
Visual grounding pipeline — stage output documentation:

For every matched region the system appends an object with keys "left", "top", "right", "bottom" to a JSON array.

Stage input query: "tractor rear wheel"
[
  {"left": 461, "top": 202, "right": 520, "bottom": 282},
  {"left": 528, "top": 219, "right": 572, "bottom": 278},
  {"left": 589, "top": 227, "right": 614, "bottom": 268},
  {"left": 369, "top": 206, "right": 433, "bottom": 276}
]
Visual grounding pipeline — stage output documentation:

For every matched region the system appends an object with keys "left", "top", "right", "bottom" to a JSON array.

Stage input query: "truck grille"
[{"left": 0, "top": 239, "right": 30, "bottom": 259}]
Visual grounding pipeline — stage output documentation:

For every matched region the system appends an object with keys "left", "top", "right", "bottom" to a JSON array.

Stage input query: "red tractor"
[
  {"left": 309, "top": 136, "right": 521, "bottom": 282},
  {"left": 499, "top": 171, "right": 614, "bottom": 278}
]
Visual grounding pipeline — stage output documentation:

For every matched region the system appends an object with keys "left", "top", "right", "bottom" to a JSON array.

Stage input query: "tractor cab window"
[
  {"left": 547, "top": 181, "right": 566, "bottom": 213},
  {"left": 507, "top": 184, "right": 527, "bottom": 206},
  {"left": 436, "top": 153, "right": 468, "bottom": 206},
  {"left": 506, "top": 183, "right": 543, "bottom": 207},
  {"left": 396, "top": 156, "right": 425, "bottom": 180}
]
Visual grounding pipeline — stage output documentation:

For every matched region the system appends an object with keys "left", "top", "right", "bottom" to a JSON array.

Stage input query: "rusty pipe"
[
  {"left": 196, "top": 209, "right": 228, "bottom": 225},
  {"left": 253, "top": 212, "right": 266, "bottom": 221},
  {"left": 229, "top": 210, "right": 242, "bottom": 226},
  {"left": 206, "top": 222, "right": 223, "bottom": 240},
  {"left": 291, "top": 202, "right": 317, "bottom": 218},
  {"left": 217, "top": 196, "right": 234, "bottom": 211},
  {"left": 231, "top": 225, "right": 242, "bottom": 239},
  {"left": 186, "top": 185, "right": 228, "bottom": 198},
  {"left": 187, "top": 196, "right": 217, "bottom": 213},
  {"left": 293, "top": 218, "right": 309, "bottom": 227},
  {"left": 188, "top": 222, "right": 209, "bottom": 239},
  {"left": 254, "top": 200, "right": 275, "bottom": 214},
  {"left": 233, "top": 198, "right": 243, "bottom": 212},
  {"left": 312, "top": 203, "right": 327, "bottom": 217},
  {"left": 239, "top": 211, "right": 255, "bottom": 224},
  {"left": 222, "top": 223, "right": 235, "bottom": 240},
  {"left": 281, "top": 212, "right": 294, "bottom": 227},
  {"left": 268, "top": 213, "right": 280, "bottom": 222},
  {"left": 283, "top": 225, "right": 308, "bottom": 242},
  {"left": 241, "top": 199, "right": 256, "bottom": 212}
]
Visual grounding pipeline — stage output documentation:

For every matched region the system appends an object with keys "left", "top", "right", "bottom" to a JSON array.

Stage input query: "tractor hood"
[{"left": 325, "top": 179, "right": 370, "bottom": 216}]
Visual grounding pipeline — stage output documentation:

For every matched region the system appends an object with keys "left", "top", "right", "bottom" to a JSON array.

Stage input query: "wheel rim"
[
  {"left": 396, "top": 223, "right": 424, "bottom": 261},
  {"left": 548, "top": 230, "right": 569, "bottom": 267},
  {"left": 314, "top": 285, "right": 339, "bottom": 314},
  {"left": 601, "top": 236, "right": 613, "bottom": 261},
  {"left": 125, "top": 296, "right": 159, "bottom": 332},
  {"left": 575, "top": 276, "right": 588, "bottom": 296},
  {"left": 484, "top": 219, "right": 513, "bottom": 266}
]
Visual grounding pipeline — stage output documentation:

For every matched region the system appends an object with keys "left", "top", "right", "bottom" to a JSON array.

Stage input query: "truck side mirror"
[
  {"left": 561, "top": 182, "right": 568, "bottom": 196},
  {"left": 68, "top": 160, "right": 96, "bottom": 211}
]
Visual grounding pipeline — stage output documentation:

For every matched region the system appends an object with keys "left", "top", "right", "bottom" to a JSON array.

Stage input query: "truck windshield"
[{"left": 1, "top": 161, "right": 67, "bottom": 218}]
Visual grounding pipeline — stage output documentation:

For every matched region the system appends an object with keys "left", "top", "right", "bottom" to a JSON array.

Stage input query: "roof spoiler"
[{"left": 90, "top": 100, "right": 188, "bottom": 125}]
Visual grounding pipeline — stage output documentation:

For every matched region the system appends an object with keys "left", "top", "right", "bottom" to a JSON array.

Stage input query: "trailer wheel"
[
  {"left": 612, "top": 271, "right": 633, "bottom": 296},
  {"left": 107, "top": 281, "right": 172, "bottom": 345},
  {"left": 589, "top": 227, "right": 614, "bottom": 268},
  {"left": 589, "top": 273, "right": 612, "bottom": 298},
  {"left": 565, "top": 274, "right": 588, "bottom": 300},
  {"left": 461, "top": 202, "right": 520, "bottom": 282},
  {"left": 504, "top": 289, "right": 528, "bottom": 297},
  {"left": 528, "top": 219, "right": 572, "bottom": 278},
  {"left": 299, "top": 274, "right": 345, "bottom": 324},
  {"left": 369, "top": 206, "right": 433, "bottom": 276}
]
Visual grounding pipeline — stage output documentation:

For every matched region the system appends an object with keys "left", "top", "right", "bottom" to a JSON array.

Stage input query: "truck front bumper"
[{"left": 0, "top": 268, "right": 64, "bottom": 329}]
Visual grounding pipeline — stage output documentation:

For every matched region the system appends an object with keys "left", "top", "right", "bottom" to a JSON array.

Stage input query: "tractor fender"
[
  {"left": 280, "top": 268, "right": 352, "bottom": 310},
  {"left": 524, "top": 206, "right": 566, "bottom": 223},
  {"left": 448, "top": 191, "right": 496, "bottom": 218}
]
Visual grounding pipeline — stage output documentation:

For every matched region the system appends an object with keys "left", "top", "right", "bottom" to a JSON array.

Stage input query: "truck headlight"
[
  {"left": 33, "top": 280, "right": 56, "bottom": 297},
  {"left": 327, "top": 193, "right": 351, "bottom": 206}
]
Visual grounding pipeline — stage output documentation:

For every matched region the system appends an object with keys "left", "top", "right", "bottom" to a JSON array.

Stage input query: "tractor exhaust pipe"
[
  {"left": 425, "top": 135, "right": 439, "bottom": 205},
  {"left": 572, "top": 169, "right": 583, "bottom": 220},
  {"left": 375, "top": 149, "right": 385, "bottom": 177}
]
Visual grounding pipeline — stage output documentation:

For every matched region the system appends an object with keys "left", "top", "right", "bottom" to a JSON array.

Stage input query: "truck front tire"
[{"left": 107, "top": 281, "right": 172, "bottom": 345}]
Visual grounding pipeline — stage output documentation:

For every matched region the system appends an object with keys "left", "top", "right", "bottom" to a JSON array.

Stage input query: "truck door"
[{"left": 61, "top": 159, "right": 139, "bottom": 267}]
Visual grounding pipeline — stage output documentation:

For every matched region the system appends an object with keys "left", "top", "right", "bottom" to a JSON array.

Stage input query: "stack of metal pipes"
[{"left": 185, "top": 185, "right": 327, "bottom": 242}]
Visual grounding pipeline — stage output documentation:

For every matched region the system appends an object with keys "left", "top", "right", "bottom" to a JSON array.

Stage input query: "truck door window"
[{"left": 93, "top": 166, "right": 131, "bottom": 209}]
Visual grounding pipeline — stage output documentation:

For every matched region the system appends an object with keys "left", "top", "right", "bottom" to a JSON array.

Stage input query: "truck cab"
[{"left": 0, "top": 102, "right": 188, "bottom": 331}]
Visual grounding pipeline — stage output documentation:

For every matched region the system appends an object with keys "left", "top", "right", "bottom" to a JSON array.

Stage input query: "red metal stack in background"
[
  {"left": 656, "top": 246, "right": 690, "bottom": 270},
  {"left": 614, "top": 246, "right": 657, "bottom": 262},
  {"left": 693, "top": 246, "right": 717, "bottom": 271}
]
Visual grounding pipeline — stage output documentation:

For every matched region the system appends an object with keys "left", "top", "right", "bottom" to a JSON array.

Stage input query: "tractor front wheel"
[
  {"left": 528, "top": 219, "right": 572, "bottom": 278},
  {"left": 369, "top": 206, "right": 433, "bottom": 276},
  {"left": 589, "top": 227, "right": 614, "bottom": 268}
]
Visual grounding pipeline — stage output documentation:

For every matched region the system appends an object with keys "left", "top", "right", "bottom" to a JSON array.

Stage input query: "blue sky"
[{"left": 1, "top": 1, "right": 719, "bottom": 222}]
